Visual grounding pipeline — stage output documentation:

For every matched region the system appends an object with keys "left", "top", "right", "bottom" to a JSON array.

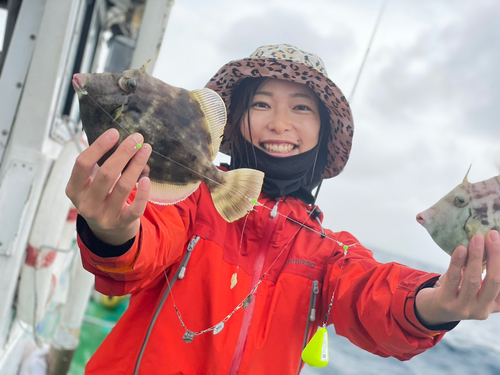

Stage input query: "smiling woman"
[
  {"left": 66, "top": 43, "right": 500, "bottom": 375},
  {"left": 241, "top": 79, "right": 321, "bottom": 157},
  {"left": 218, "top": 75, "right": 332, "bottom": 203}
]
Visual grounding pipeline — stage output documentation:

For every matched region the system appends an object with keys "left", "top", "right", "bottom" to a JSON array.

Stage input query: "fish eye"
[
  {"left": 118, "top": 77, "right": 137, "bottom": 92},
  {"left": 454, "top": 195, "right": 468, "bottom": 207}
]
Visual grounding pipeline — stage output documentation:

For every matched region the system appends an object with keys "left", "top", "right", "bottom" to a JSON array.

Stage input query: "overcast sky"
[
  {"left": 152, "top": 0, "right": 500, "bottom": 270},
  {"left": 1, "top": 3, "right": 498, "bottom": 371},
  {"left": 2, "top": 1, "right": 498, "bottom": 269}
]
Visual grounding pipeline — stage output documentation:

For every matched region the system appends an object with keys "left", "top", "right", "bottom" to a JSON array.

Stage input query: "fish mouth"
[
  {"left": 72, "top": 74, "right": 88, "bottom": 96},
  {"left": 416, "top": 213, "right": 425, "bottom": 225}
]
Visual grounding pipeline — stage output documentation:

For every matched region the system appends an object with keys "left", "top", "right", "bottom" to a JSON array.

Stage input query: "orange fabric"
[{"left": 79, "top": 184, "right": 449, "bottom": 375}]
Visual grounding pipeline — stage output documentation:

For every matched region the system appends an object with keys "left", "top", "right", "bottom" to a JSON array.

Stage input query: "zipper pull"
[
  {"left": 178, "top": 267, "right": 187, "bottom": 279},
  {"left": 270, "top": 199, "right": 280, "bottom": 218},
  {"left": 178, "top": 236, "right": 200, "bottom": 279},
  {"left": 310, "top": 280, "right": 319, "bottom": 322},
  {"left": 187, "top": 236, "right": 200, "bottom": 251}
]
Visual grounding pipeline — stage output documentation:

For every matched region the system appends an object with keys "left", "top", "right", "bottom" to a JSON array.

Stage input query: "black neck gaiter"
[{"left": 231, "top": 137, "right": 325, "bottom": 204}]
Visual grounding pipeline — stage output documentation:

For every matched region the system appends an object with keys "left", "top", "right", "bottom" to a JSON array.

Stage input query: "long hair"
[
  {"left": 226, "top": 77, "right": 268, "bottom": 169},
  {"left": 226, "top": 78, "right": 331, "bottom": 185}
]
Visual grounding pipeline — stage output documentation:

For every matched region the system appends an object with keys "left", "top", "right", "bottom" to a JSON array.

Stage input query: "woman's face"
[{"left": 240, "top": 79, "right": 321, "bottom": 157}]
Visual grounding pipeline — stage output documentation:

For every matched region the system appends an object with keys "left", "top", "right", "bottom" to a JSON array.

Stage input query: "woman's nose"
[{"left": 268, "top": 111, "right": 291, "bottom": 133}]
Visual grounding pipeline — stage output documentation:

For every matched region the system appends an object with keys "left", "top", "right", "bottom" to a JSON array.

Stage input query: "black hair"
[
  {"left": 226, "top": 77, "right": 268, "bottom": 170},
  {"left": 225, "top": 78, "right": 331, "bottom": 203},
  {"left": 227, "top": 78, "right": 330, "bottom": 167}
]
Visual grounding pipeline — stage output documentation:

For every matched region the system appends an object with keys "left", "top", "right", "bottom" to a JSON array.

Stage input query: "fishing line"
[
  {"left": 349, "top": 0, "right": 389, "bottom": 102},
  {"left": 83, "top": 91, "right": 359, "bottom": 246},
  {"left": 230, "top": 210, "right": 252, "bottom": 289},
  {"left": 83, "top": 88, "right": 360, "bottom": 370},
  {"left": 163, "top": 200, "right": 320, "bottom": 341},
  {"left": 85, "top": 93, "right": 255, "bottom": 202}
]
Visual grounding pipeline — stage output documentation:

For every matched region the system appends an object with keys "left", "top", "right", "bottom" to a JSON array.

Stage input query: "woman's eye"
[
  {"left": 295, "top": 105, "right": 311, "bottom": 111},
  {"left": 118, "top": 77, "right": 137, "bottom": 92},
  {"left": 252, "top": 102, "right": 269, "bottom": 108}
]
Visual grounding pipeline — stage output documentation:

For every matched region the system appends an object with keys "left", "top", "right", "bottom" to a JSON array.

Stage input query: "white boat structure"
[{"left": 0, "top": 1, "right": 174, "bottom": 373}]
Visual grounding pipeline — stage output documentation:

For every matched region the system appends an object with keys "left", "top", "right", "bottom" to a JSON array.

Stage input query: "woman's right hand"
[{"left": 65, "top": 128, "right": 152, "bottom": 245}]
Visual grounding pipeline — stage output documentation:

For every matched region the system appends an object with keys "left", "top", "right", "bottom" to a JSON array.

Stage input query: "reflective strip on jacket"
[{"left": 78, "top": 183, "right": 450, "bottom": 375}]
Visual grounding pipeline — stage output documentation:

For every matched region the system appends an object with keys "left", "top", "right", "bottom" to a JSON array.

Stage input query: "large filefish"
[
  {"left": 71, "top": 63, "right": 264, "bottom": 222},
  {"left": 416, "top": 167, "right": 500, "bottom": 260}
]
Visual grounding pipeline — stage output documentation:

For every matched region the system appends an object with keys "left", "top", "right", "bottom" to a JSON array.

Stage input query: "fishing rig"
[
  {"left": 0, "top": 0, "right": 173, "bottom": 374},
  {"left": 0, "top": 0, "right": 389, "bottom": 373}
]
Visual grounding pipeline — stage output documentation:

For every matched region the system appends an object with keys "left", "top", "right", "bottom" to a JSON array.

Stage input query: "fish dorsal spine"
[
  {"left": 190, "top": 88, "right": 227, "bottom": 160},
  {"left": 462, "top": 164, "right": 472, "bottom": 184}
]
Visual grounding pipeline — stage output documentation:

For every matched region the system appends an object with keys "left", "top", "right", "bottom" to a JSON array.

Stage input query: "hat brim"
[{"left": 205, "top": 57, "right": 354, "bottom": 179}]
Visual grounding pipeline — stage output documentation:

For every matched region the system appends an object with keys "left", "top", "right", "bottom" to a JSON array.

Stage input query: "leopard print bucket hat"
[{"left": 205, "top": 43, "right": 353, "bottom": 179}]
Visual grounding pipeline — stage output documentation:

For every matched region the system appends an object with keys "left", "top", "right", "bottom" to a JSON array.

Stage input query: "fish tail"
[{"left": 208, "top": 168, "right": 264, "bottom": 222}]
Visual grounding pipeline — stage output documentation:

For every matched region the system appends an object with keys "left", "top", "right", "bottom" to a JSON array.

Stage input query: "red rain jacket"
[{"left": 79, "top": 184, "right": 450, "bottom": 375}]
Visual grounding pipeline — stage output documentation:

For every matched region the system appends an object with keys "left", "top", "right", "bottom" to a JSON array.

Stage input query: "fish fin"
[
  {"left": 190, "top": 88, "right": 226, "bottom": 159},
  {"left": 140, "top": 59, "right": 152, "bottom": 73},
  {"left": 465, "top": 219, "right": 481, "bottom": 238},
  {"left": 114, "top": 104, "right": 126, "bottom": 121},
  {"left": 463, "top": 165, "right": 472, "bottom": 184},
  {"left": 139, "top": 49, "right": 160, "bottom": 72},
  {"left": 209, "top": 168, "right": 264, "bottom": 222},
  {"left": 148, "top": 180, "right": 201, "bottom": 205}
]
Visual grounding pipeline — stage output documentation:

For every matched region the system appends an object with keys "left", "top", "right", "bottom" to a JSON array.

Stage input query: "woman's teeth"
[{"left": 263, "top": 143, "right": 295, "bottom": 153}]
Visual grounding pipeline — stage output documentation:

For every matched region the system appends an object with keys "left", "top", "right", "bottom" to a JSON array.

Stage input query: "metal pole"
[{"left": 130, "top": 0, "right": 175, "bottom": 71}]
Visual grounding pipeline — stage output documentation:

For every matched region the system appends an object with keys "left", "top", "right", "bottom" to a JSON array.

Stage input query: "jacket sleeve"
[
  {"left": 77, "top": 189, "right": 198, "bottom": 296},
  {"left": 323, "top": 231, "right": 458, "bottom": 361}
]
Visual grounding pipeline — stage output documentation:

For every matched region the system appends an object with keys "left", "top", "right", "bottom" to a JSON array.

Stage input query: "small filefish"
[
  {"left": 416, "top": 166, "right": 500, "bottom": 259},
  {"left": 72, "top": 63, "right": 264, "bottom": 222}
]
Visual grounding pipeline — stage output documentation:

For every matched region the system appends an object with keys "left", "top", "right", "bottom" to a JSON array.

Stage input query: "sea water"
[{"left": 302, "top": 249, "right": 500, "bottom": 375}]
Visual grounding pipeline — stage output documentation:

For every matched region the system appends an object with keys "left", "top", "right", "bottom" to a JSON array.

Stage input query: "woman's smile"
[
  {"left": 240, "top": 79, "right": 321, "bottom": 157},
  {"left": 260, "top": 140, "right": 298, "bottom": 156}
]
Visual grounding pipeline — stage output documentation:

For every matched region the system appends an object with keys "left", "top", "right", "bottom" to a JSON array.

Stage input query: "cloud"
[
  {"left": 155, "top": 0, "right": 500, "bottom": 265},
  {"left": 216, "top": 7, "right": 357, "bottom": 88},
  {"left": 155, "top": 1, "right": 358, "bottom": 91},
  {"left": 361, "top": 1, "right": 500, "bottom": 138}
]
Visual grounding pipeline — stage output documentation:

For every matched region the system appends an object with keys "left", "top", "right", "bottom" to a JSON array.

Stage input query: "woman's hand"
[
  {"left": 65, "top": 128, "right": 152, "bottom": 245},
  {"left": 415, "top": 230, "right": 500, "bottom": 326}
]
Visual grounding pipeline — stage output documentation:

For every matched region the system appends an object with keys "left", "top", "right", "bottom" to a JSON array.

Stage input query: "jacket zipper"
[
  {"left": 228, "top": 199, "right": 280, "bottom": 375},
  {"left": 178, "top": 235, "right": 200, "bottom": 279},
  {"left": 134, "top": 236, "right": 200, "bottom": 375},
  {"left": 297, "top": 280, "right": 319, "bottom": 374}
]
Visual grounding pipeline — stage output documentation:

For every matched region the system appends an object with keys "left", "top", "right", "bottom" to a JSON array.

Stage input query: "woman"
[{"left": 66, "top": 44, "right": 500, "bottom": 375}]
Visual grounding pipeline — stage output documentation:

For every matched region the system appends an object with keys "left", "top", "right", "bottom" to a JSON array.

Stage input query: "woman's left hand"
[{"left": 415, "top": 230, "right": 500, "bottom": 326}]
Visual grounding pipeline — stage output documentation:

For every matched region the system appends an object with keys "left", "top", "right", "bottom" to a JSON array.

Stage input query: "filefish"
[
  {"left": 71, "top": 63, "right": 264, "bottom": 222},
  {"left": 416, "top": 167, "right": 500, "bottom": 260}
]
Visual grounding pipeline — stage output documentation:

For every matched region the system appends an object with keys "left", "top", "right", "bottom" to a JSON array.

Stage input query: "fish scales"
[
  {"left": 82, "top": 72, "right": 213, "bottom": 183},
  {"left": 136, "top": 89, "right": 214, "bottom": 184},
  {"left": 417, "top": 167, "right": 500, "bottom": 260},
  {"left": 72, "top": 63, "right": 264, "bottom": 222}
]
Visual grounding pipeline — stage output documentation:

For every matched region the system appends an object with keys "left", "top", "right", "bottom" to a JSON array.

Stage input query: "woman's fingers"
[
  {"left": 106, "top": 143, "right": 152, "bottom": 213},
  {"left": 477, "top": 231, "right": 500, "bottom": 310},
  {"left": 66, "top": 128, "right": 120, "bottom": 199},
  {"left": 64, "top": 129, "right": 153, "bottom": 245},
  {"left": 458, "top": 235, "right": 485, "bottom": 301},
  {"left": 90, "top": 132, "right": 144, "bottom": 202},
  {"left": 440, "top": 246, "right": 467, "bottom": 298},
  {"left": 139, "top": 163, "right": 150, "bottom": 180},
  {"left": 123, "top": 176, "right": 151, "bottom": 223},
  {"left": 418, "top": 232, "right": 500, "bottom": 324}
]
